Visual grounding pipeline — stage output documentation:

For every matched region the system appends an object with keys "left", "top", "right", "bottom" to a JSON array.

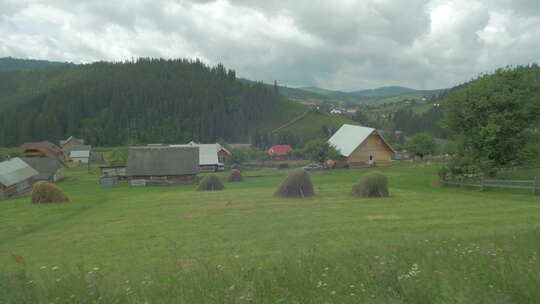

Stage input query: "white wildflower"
[
  {"left": 52, "top": 266, "right": 59, "bottom": 271},
  {"left": 330, "top": 290, "right": 336, "bottom": 296}
]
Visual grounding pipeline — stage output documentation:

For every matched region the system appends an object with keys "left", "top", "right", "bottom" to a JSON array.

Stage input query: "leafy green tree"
[
  {"left": 443, "top": 65, "right": 540, "bottom": 173},
  {"left": 302, "top": 138, "right": 341, "bottom": 163},
  {"left": 352, "top": 110, "right": 369, "bottom": 125},
  {"left": 406, "top": 133, "right": 436, "bottom": 160}
]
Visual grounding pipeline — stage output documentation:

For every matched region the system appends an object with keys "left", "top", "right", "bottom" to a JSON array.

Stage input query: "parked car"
[{"left": 303, "top": 163, "right": 323, "bottom": 171}]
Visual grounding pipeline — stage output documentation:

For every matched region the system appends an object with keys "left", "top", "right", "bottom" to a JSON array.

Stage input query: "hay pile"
[
  {"left": 352, "top": 172, "right": 389, "bottom": 198},
  {"left": 227, "top": 169, "right": 244, "bottom": 182},
  {"left": 197, "top": 174, "right": 224, "bottom": 191},
  {"left": 31, "top": 181, "right": 70, "bottom": 204},
  {"left": 274, "top": 168, "right": 314, "bottom": 198},
  {"left": 231, "top": 164, "right": 242, "bottom": 172}
]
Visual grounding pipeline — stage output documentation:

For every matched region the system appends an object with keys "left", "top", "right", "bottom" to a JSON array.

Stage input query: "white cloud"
[{"left": 0, "top": 0, "right": 539, "bottom": 90}]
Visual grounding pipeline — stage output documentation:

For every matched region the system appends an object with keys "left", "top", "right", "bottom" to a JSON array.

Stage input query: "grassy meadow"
[{"left": 1, "top": 164, "right": 540, "bottom": 303}]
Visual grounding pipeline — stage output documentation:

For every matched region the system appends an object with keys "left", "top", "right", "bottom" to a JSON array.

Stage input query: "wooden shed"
[
  {"left": 21, "top": 157, "right": 63, "bottom": 183},
  {"left": 0, "top": 158, "right": 38, "bottom": 200},
  {"left": 126, "top": 146, "right": 199, "bottom": 186},
  {"left": 328, "top": 124, "right": 395, "bottom": 169},
  {"left": 20, "top": 141, "right": 66, "bottom": 165}
]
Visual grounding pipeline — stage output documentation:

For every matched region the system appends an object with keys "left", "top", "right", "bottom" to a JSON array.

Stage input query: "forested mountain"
[
  {"left": 0, "top": 57, "right": 73, "bottom": 72},
  {"left": 0, "top": 58, "right": 287, "bottom": 146}
]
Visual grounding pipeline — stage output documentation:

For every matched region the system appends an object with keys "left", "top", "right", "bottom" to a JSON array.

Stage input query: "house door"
[{"left": 369, "top": 154, "right": 375, "bottom": 165}]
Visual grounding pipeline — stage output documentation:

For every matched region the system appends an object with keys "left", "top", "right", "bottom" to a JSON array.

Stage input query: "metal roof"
[
  {"left": 328, "top": 124, "right": 395, "bottom": 157},
  {"left": 328, "top": 124, "right": 376, "bottom": 157},
  {"left": 171, "top": 142, "right": 228, "bottom": 166},
  {"left": 0, "top": 158, "right": 38, "bottom": 187},
  {"left": 70, "top": 150, "right": 90, "bottom": 158}
]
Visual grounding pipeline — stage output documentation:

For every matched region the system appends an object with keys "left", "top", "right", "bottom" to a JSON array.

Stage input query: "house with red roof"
[{"left": 267, "top": 145, "right": 293, "bottom": 160}]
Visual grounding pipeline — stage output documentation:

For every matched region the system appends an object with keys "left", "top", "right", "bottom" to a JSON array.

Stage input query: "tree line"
[{"left": 0, "top": 58, "right": 283, "bottom": 146}]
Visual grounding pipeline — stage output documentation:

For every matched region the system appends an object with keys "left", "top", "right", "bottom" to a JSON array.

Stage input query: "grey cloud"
[{"left": 0, "top": 0, "right": 539, "bottom": 90}]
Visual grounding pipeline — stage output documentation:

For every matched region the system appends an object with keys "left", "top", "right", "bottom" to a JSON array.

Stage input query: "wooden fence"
[{"left": 444, "top": 177, "right": 539, "bottom": 195}]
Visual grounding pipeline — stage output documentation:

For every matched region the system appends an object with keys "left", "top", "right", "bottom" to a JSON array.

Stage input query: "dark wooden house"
[{"left": 126, "top": 146, "right": 199, "bottom": 186}]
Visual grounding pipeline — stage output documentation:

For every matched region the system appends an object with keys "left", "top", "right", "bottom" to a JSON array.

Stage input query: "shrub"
[
  {"left": 31, "top": 181, "right": 70, "bottom": 204},
  {"left": 274, "top": 169, "right": 315, "bottom": 198},
  {"left": 352, "top": 172, "right": 389, "bottom": 198},
  {"left": 231, "top": 164, "right": 242, "bottom": 172},
  {"left": 197, "top": 174, "right": 224, "bottom": 191},
  {"left": 227, "top": 169, "right": 243, "bottom": 183}
]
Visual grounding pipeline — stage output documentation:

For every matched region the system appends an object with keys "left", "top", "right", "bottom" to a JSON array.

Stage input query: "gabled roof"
[
  {"left": 171, "top": 142, "right": 229, "bottom": 166},
  {"left": 60, "top": 136, "right": 84, "bottom": 146},
  {"left": 127, "top": 146, "right": 199, "bottom": 176},
  {"left": 70, "top": 150, "right": 90, "bottom": 158},
  {"left": 328, "top": 124, "right": 395, "bottom": 157},
  {"left": 21, "top": 157, "right": 62, "bottom": 181},
  {"left": 0, "top": 158, "right": 38, "bottom": 187},
  {"left": 267, "top": 145, "right": 293, "bottom": 156}
]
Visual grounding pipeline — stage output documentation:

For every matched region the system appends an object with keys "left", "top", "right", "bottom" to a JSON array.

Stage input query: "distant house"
[
  {"left": 20, "top": 141, "right": 66, "bottom": 165},
  {"left": 70, "top": 150, "right": 91, "bottom": 164},
  {"left": 171, "top": 142, "right": 231, "bottom": 172},
  {"left": 0, "top": 158, "right": 38, "bottom": 200},
  {"left": 126, "top": 146, "right": 199, "bottom": 186},
  {"left": 267, "top": 145, "right": 293, "bottom": 160},
  {"left": 330, "top": 109, "right": 343, "bottom": 115},
  {"left": 60, "top": 136, "right": 84, "bottom": 149},
  {"left": 328, "top": 124, "right": 395, "bottom": 169},
  {"left": 21, "top": 157, "right": 63, "bottom": 183}
]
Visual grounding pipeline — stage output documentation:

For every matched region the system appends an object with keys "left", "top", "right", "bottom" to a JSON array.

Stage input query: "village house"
[
  {"left": 0, "top": 158, "right": 38, "bottom": 200},
  {"left": 60, "top": 136, "right": 85, "bottom": 149},
  {"left": 328, "top": 124, "right": 395, "bottom": 169},
  {"left": 21, "top": 157, "right": 63, "bottom": 183},
  {"left": 171, "top": 142, "right": 230, "bottom": 172},
  {"left": 267, "top": 145, "right": 293, "bottom": 160},
  {"left": 126, "top": 146, "right": 199, "bottom": 186},
  {"left": 20, "top": 141, "right": 66, "bottom": 165}
]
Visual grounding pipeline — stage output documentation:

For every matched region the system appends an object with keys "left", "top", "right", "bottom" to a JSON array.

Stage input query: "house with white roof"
[
  {"left": 170, "top": 142, "right": 231, "bottom": 172},
  {"left": 328, "top": 124, "right": 395, "bottom": 169}
]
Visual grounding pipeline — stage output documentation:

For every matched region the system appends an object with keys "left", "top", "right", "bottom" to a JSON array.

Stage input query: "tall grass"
[{"left": 3, "top": 229, "right": 540, "bottom": 303}]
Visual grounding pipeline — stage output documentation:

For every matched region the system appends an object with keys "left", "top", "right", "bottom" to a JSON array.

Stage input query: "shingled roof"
[
  {"left": 0, "top": 158, "right": 38, "bottom": 187},
  {"left": 170, "top": 142, "right": 230, "bottom": 165},
  {"left": 127, "top": 146, "right": 199, "bottom": 176}
]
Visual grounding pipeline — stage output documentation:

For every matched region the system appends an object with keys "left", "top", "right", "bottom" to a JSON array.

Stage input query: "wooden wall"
[{"left": 347, "top": 133, "right": 393, "bottom": 169}]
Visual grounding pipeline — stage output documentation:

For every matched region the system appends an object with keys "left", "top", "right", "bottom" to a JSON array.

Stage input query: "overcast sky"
[{"left": 1, "top": 0, "right": 539, "bottom": 90}]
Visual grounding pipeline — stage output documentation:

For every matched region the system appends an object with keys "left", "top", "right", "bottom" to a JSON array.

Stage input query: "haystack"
[
  {"left": 197, "top": 174, "right": 224, "bottom": 191},
  {"left": 274, "top": 168, "right": 314, "bottom": 198},
  {"left": 31, "top": 181, "right": 70, "bottom": 204},
  {"left": 227, "top": 169, "right": 244, "bottom": 183},
  {"left": 352, "top": 172, "right": 389, "bottom": 198},
  {"left": 231, "top": 164, "right": 242, "bottom": 172}
]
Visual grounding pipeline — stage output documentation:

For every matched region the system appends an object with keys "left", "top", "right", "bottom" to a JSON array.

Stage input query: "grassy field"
[{"left": 1, "top": 164, "right": 540, "bottom": 303}]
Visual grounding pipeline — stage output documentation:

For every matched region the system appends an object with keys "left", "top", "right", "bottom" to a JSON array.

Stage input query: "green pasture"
[{"left": 1, "top": 164, "right": 539, "bottom": 303}]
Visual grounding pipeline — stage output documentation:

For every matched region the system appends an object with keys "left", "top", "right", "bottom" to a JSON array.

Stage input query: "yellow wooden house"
[{"left": 328, "top": 124, "right": 395, "bottom": 169}]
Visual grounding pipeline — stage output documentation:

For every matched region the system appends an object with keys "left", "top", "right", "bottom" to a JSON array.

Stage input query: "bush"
[
  {"left": 197, "top": 174, "right": 224, "bottom": 191},
  {"left": 227, "top": 169, "right": 244, "bottom": 183},
  {"left": 231, "top": 164, "right": 242, "bottom": 172},
  {"left": 274, "top": 169, "right": 315, "bottom": 198},
  {"left": 352, "top": 172, "right": 389, "bottom": 198},
  {"left": 31, "top": 181, "right": 70, "bottom": 204}
]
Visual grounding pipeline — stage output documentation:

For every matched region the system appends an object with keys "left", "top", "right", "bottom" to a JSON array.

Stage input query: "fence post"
[{"left": 533, "top": 176, "right": 538, "bottom": 195}]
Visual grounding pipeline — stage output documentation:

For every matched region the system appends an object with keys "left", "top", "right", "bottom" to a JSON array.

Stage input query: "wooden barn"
[
  {"left": 328, "top": 124, "right": 395, "bottom": 169},
  {"left": 267, "top": 145, "right": 293, "bottom": 160},
  {"left": 21, "top": 157, "right": 63, "bottom": 183},
  {"left": 126, "top": 146, "right": 199, "bottom": 186},
  {"left": 0, "top": 158, "right": 38, "bottom": 200}
]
